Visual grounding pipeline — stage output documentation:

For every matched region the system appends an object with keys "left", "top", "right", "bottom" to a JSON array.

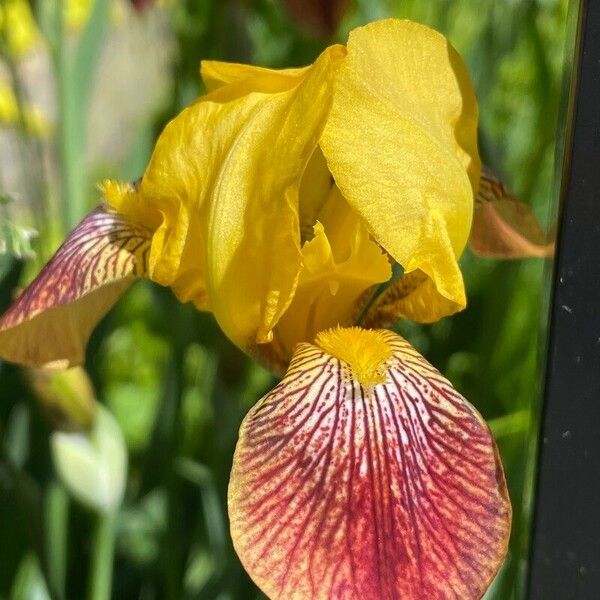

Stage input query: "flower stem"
[
  {"left": 55, "top": 0, "right": 82, "bottom": 232},
  {"left": 54, "top": 0, "right": 111, "bottom": 232},
  {"left": 87, "top": 511, "right": 116, "bottom": 600},
  {"left": 163, "top": 346, "right": 185, "bottom": 600},
  {"left": 46, "top": 482, "right": 69, "bottom": 598}
]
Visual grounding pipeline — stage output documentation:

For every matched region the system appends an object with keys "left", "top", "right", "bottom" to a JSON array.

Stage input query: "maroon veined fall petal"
[
  {"left": 0, "top": 205, "right": 150, "bottom": 368},
  {"left": 229, "top": 329, "right": 511, "bottom": 600},
  {"left": 470, "top": 167, "right": 554, "bottom": 259}
]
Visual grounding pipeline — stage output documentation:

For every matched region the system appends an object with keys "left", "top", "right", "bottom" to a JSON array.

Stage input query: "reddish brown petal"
[
  {"left": 283, "top": 0, "right": 350, "bottom": 38},
  {"left": 0, "top": 206, "right": 150, "bottom": 368},
  {"left": 129, "top": 0, "right": 154, "bottom": 12},
  {"left": 470, "top": 167, "right": 554, "bottom": 259},
  {"left": 229, "top": 329, "right": 511, "bottom": 600}
]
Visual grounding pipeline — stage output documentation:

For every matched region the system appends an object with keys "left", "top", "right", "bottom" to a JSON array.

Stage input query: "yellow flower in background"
[
  {"left": 66, "top": 0, "right": 95, "bottom": 30},
  {"left": 66, "top": 0, "right": 126, "bottom": 31},
  {"left": 0, "top": 0, "right": 40, "bottom": 55},
  {"left": 0, "top": 82, "right": 51, "bottom": 136},
  {"left": 0, "top": 82, "right": 22, "bottom": 122},
  {"left": 0, "top": 0, "right": 126, "bottom": 56},
  {"left": 0, "top": 19, "right": 510, "bottom": 599}
]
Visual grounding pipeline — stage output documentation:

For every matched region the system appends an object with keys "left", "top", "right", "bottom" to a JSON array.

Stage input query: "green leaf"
[
  {"left": 117, "top": 490, "right": 167, "bottom": 566},
  {"left": 5, "top": 404, "right": 30, "bottom": 469},
  {"left": 72, "top": 0, "right": 112, "bottom": 110},
  {"left": 0, "top": 211, "right": 37, "bottom": 262},
  {"left": 489, "top": 410, "right": 531, "bottom": 439},
  {"left": 176, "top": 459, "right": 227, "bottom": 562}
]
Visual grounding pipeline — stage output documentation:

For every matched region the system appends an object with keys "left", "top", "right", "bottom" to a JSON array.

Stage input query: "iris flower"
[{"left": 0, "top": 19, "right": 512, "bottom": 599}]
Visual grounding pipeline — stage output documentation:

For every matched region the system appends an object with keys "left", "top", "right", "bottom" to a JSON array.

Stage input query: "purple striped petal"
[
  {"left": 0, "top": 206, "right": 150, "bottom": 367},
  {"left": 229, "top": 328, "right": 511, "bottom": 599}
]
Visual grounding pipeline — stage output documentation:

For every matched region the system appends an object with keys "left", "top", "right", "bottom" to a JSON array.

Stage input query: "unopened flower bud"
[{"left": 51, "top": 405, "right": 127, "bottom": 513}]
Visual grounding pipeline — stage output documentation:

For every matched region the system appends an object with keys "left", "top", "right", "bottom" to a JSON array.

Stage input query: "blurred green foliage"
[{"left": 0, "top": 0, "right": 568, "bottom": 598}]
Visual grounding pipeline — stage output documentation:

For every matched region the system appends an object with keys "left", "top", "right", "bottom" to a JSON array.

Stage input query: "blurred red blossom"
[
  {"left": 282, "top": 0, "right": 349, "bottom": 37},
  {"left": 129, "top": 0, "right": 154, "bottom": 12}
]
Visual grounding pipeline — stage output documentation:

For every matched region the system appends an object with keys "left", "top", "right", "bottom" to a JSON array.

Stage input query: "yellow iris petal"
[
  {"left": 200, "top": 60, "right": 309, "bottom": 92},
  {"left": 274, "top": 187, "right": 391, "bottom": 358},
  {"left": 298, "top": 147, "right": 333, "bottom": 241},
  {"left": 320, "top": 19, "right": 480, "bottom": 318},
  {"left": 107, "top": 46, "right": 344, "bottom": 350},
  {"left": 208, "top": 50, "right": 342, "bottom": 347},
  {"left": 1, "top": 19, "right": 484, "bottom": 377}
]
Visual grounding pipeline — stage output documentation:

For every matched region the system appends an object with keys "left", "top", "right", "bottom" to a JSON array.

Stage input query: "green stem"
[
  {"left": 45, "top": 482, "right": 69, "bottom": 599},
  {"left": 55, "top": 0, "right": 82, "bottom": 232},
  {"left": 0, "top": 425, "right": 46, "bottom": 586},
  {"left": 54, "top": 0, "right": 111, "bottom": 232},
  {"left": 87, "top": 510, "right": 116, "bottom": 600},
  {"left": 163, "top": 347, "right": 185, "bottom": 600}
]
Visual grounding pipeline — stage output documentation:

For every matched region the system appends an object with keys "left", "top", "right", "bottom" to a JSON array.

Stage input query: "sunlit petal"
[
  {"left": 0, "top": 206, "right": 150, "bottom": 368},
  {"left": 111, "top": 46, "right": 344, "bottom": 350},
  {"left": 230, "top": 328, "right": 510, "bottom": 600},
  {"left": 321, "top": 19, "right": 479, "bottom": 318},
  {"left": 201, "top": 60, "right": 309, "bottom": 92},
  {"left": 206, "top": 47, "right": 346, "bottom": 347}
]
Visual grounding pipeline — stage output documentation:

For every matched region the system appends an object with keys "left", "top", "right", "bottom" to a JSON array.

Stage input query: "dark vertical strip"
[{"left": 528, "top": 0, "right": 600, "bottom": 597}]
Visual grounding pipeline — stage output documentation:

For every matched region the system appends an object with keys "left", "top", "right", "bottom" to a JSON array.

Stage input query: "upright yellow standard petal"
[
  {"left": 321, "top": 19, "right": 480, "bottom": 318},
  {"left": 297, "top": 147, "right": 333, "bottom": 242},
  {"left": 107, "top": 46, "right": 345, "bottom": 350},
  {"left": 206, "top": 47, "right": 345, "bottom": 348}
]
